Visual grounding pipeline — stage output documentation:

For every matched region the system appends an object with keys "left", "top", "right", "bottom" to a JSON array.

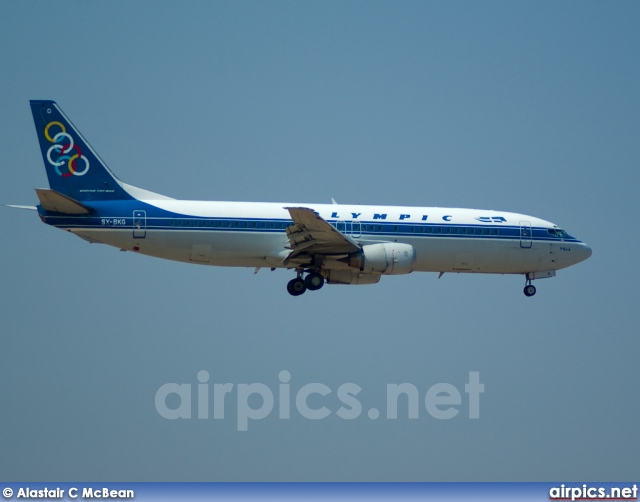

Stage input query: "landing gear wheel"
[
  {"left": 287, "top": 278, "right": 307, "bottom": 296},
  {"left": 524, "top": 285, "right": 537, "bottom": 297},
  {"left": 304, "top": 272, "right": 324, "bottom": 291}
]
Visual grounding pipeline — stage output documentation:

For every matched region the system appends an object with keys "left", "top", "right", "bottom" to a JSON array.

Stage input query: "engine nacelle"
[
  {"left": 347, "top": 243, "right": 416, "bottom": 275},
  {"left": 324, "top": 270, "right": 381, "bottom": 285}
]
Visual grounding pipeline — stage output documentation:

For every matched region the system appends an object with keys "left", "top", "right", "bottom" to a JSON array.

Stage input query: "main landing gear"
[{"left": 287, "top": 271, "right": 324, "bottom": 296}]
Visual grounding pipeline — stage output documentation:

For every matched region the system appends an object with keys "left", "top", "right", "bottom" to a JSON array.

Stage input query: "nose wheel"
[{"left": 523, "top": 275, "right": 537, "bottom": 297}]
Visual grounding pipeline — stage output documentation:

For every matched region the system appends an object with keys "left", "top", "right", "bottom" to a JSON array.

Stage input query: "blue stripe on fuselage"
[{"left": 38, "top": 201, "right": 583, "bottom": 244}]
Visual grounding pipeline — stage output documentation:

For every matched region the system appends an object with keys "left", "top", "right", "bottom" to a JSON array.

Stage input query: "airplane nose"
[{"left": 578, "top": 243, "right": 592, "bottom": 262}]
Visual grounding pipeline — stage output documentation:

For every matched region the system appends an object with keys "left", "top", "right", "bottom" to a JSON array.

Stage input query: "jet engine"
[{"left": 345, "top": 242, "right": 416, "bottom": 275}]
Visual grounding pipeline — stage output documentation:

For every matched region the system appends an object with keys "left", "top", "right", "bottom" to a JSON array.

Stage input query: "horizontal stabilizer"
[
  {"left": 7, "top": 205, "right": 37, "bottom": 210},
  {"left": 35, "top": 188, "right": 91, "bottom": 214}
]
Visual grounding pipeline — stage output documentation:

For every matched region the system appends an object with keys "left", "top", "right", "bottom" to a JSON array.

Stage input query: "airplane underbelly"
[
  {"left": 71, "top": 228, "right": 286, "bottom": 267},
  {"left": 410, "top": 237, "right": 549, "bottom": 274}
]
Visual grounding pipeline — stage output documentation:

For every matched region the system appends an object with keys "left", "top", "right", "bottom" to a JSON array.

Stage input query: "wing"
[{"left": 283, "top": 207, "right": 360, "bottom": 266}]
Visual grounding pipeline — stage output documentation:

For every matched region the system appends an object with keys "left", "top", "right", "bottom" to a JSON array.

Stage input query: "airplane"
[{"left": 11, "top": 100, "right": 592, "bottom": 297}]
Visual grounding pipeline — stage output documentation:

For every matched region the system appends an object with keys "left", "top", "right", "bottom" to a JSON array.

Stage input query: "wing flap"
[{"left": 284, "top": 207, "right": 360, "bottom": 264}]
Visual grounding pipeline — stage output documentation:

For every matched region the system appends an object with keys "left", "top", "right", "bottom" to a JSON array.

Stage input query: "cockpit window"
[{"left": 548, "top": 228, "right": 569, "bottom": 238}]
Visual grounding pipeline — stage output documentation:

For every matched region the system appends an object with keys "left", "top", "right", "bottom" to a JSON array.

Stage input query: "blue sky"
[{"left": 1, "top": 1, "right": 638, "bottom": 481}]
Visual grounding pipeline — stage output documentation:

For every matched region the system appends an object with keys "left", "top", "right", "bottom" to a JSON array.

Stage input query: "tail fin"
[{"left": 30, "top": 100, "right": 133, "bottom": 201}]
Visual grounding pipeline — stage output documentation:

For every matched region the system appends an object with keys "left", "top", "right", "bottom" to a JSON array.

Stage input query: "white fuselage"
[{"left": 55, "top": 200, "right": 592, "bottom": 276}]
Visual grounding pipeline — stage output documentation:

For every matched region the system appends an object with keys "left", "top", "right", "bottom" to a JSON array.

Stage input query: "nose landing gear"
[{"left": 523, "top": 275, "right": 537, "bottom": 297}]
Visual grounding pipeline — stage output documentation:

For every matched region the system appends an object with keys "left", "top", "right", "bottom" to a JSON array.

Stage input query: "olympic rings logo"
[{"left": 44, "top": 120, "right": 90, "bottom": 177}]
